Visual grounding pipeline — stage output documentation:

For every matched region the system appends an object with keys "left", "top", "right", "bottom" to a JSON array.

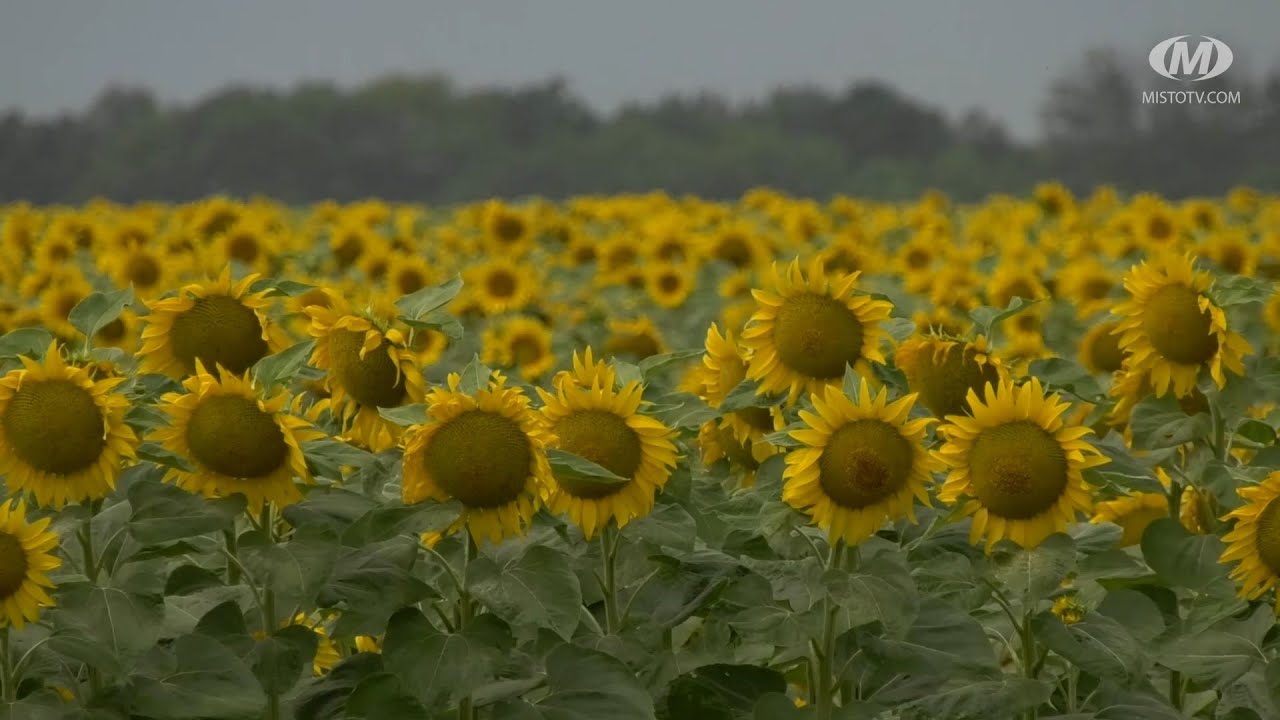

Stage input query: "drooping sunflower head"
[
  {"left": 1112, "top": 253, "right": 1251, "bottom": 397},
  {"left": 306, "top": 301, "right": 426, "bottom": 451},
  {"left": 152, "top": 363, "right": 326, "bottom": 508},
  {"left": 1090, "top": 491, "right": 1168, "bottom": 547},
  {"left": 1222, "top": 472, "right": 1280, "bottom": 603},
  {"left": 783, "top": 377, "right": 939, "bottom": 545},
  {"left": 139, "top": 269, "right": 284, "bottom": 378},
  {"left": 1078, "top": 320, "right": 1128, "bottom": 375},
  {"left": 0, "top": 343, "right": 138, "bottom": 508},
  {"left": 0, "top": 500, "right": 61, "bottom": 629},
  {"left": 402, "top": 371, "right": 552, "bottom": 544},
  {"left": 537, "top": 357, "right": 678, "bottom": 539},
  {"left": 938, "top": 378, "right": 1108, "bottom": 550},
  {"left": 894, "top": 334, "right": 1003, "bottom": 418},
  {"left": 742, "top": 258, "right": 894, "bottom": 403}
]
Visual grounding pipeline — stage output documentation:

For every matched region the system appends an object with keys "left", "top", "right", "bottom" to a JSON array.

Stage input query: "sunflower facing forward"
[
  {"left": 742, "top": 258, "right": 893, "bottom": 403},
  {"left": 1112, "top": 253, "right": 1251, "bottom": 397},
  {"left": 306, "top": 301, "right": 426, "bottom": 451},
  {"left": 139, "top": 269, "right": 285, "bottom": 377},
  {"left": 0, "top": 500, "right": 61, "bottom": 629},
  {"left": 1221, "top": 472, "right": 1280, "bottom": 605},
  {"left": 538, "top": 350, "right": 678, "bottom": 539},
  {"left": 0, "top": 343, "right": 138, "bottom": 508},
  {"left": 401, "top": 371, "right": 552, "bottom": 544},
  {"left": 783, "top": 377, "right": 937, "bottom": 545},
  {"left": 153, "top": 363, "right": 326, "bottom": 507},
  {"left": 938, "top": 378, "right": 1107, "bottom": 549}
]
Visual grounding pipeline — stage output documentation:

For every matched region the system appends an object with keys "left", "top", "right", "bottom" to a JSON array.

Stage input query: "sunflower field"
[{"left": 0, "top": 185, "right": 1279, "bottom": 720}]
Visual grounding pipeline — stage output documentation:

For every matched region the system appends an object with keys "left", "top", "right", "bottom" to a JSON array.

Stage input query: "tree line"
[{"left": 2, "top": 49, "right": 1278, "bottom": 204}]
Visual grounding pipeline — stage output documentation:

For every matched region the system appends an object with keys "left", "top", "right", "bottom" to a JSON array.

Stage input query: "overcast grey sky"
[{"left": 3, "top": 0, "right": 1278, "bottom": 140}]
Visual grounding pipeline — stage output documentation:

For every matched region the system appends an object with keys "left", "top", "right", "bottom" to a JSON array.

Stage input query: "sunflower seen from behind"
[
  {"left": 1112, "top": 253, "right": 1251, "bottom": 397},
  {"left": 895, "top": 334, "right": 1003, "bottom": 419},
  {"left": 538, "top": 350, "right": 678, "bottom": 539},
  {"left": 139, "top": 269, "right": 284, "bottom": 378},
  {"left": 742, "top": 258, "right": 893, "bottom": 404},
  {"left": 306, "top": 299, "right": 427, "bottom": 451},
  {"left": 783, "top": 377, "right": 937, "bottom": 546},
  {"left": 1221, "top": 472, "right": 1280, "bottom": 606},
  {"left": 0, "top": 343, "right": 138, "bottom": 508},
  {"left": 938, "top": 378, "right": 1107, "bottom": 549},
  {"left": 401, "top": 371, "right": 552, "bottom": 544},
  {"left": 0, "top": 500, "right": 61, "bottom": 629},
  {"left": 153, "top": 363, "right": 325, "bottom": 508}
]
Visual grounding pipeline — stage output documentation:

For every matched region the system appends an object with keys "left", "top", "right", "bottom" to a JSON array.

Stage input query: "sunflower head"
[
  {"left": 1090, "top": 491, "right": 1168, "bottom": 547},
  {"left": 895, "top": 334, "right": 1003, "bottom": 418},
  {"left": 938, "top": 378, "right": 1108, "bottom": 550},
  {"left": 481, "top": 316, "right": 555, "bottom": 382},
  {"left": 0, "top": 343, "right": 138, "bottom": 508},
  {"left": 742, "top": 258, "right": 894, "bottom": 403},
  {"left": 1222, "top": 472, "right": 1280, "bottom": 603},
  {"left": 1079, "top": 321, "right": 1128, "bottom": 375},
  {"left": 402, "top": 371, "right": 551, "bottom": 544},
  {"left": 0, "top": 500, "right": 61, "bottom": 629}
]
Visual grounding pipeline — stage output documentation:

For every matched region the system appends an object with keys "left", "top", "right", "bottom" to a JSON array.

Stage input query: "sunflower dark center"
[
  {"left": 1082, "top": 277, "right": 1113, "bottom": 300},
  {"left": 334, "top": 233, "right": 363, "bottom": 267},
  {"left": 1148, "top": 216, "right": 1173, "bottom": 241},
  {"left": 818, "top": 419, "right": 914, "bottom": 510},
  {"left": 228, "top": 233, "right": 260, "bottom": 263},
  {"left": 552, "top": 410, "right": 643, "bottom": 499},
  {"left": 658, "top": 273, "right": 682, "bottom": 294},
  {"left": 715, "top": 235, "right": 752, "bottom": 268},
  {"left": 48, "top": 243, "right": 71, "bottom": 262},
  {"left": 55, "top": 291, "right": 84, "bottom": 319},
  {"left": 772, "top": 293, "right": 865, "bottom": 379},
  {"left": 0, "top": 533, "right": 28, "bottom": 598},
  {"left": 905, "top": 248, "right": 931, "bottom": 269},
  {"left": 2, "top": 379, "right": 106, "bottom": 475},
  {"left": 96, "top": 318, "right": 126, "bottom": 344},
  {"left": 1087, "top": 327, "right": 1127, "bottom": 374},
  {"left": 486, "top": 270, "right": 517, "bottom": 298},
  {"left": 423, "top": 410, "right": 531, "bottom": 508},
  {"left": 1219, "top": 246, "right": 1245, "bottom": 274},
  {"left": 169, "top": 294, "right": 270, "bottom": 375},
  {"left": 396, "top": 269, "right": 426, "bottom": 295},
  {"left": 127, "top": 253, "right": 161, "bottom": 288},
  {"left": 186, "top": 394, "right": 289, "bottom": 478},
  {"left": 607, "top": 329, "right": 661, "bottom": 359},
  {"left": 968, "top": 420, "right": 1068, "bottom": 520},
  {"left": 509, "top": 335, "right": 544, "bottom": 366},
  {"left": 493, "top": 215, "right": 525, "bottom": 243},
  {"left": 1255, "top": 497, "right": 1280, "bottom": 576},
  {"left": 905, "top": 344, "right": 1000, "bottom": 418},
  {"left": 736, "top": 406, "right": 775, "bottom": 431},
  {"left": 1142, "top": 284, "right": 1218, "bottom": 364},
  {"left": 328, "top": 329, "right": 408, "bottom": 408}
]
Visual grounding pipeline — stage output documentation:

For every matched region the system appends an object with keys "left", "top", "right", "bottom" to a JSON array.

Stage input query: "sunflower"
[
  {"left": 895, "top": 334, "right": 1003, "bottom": 418},
  {"left": 0, "top": 343, "right": 138, "bottom": 508},
  {"left": 386, "top": 254, "right": 435, "bottom": 297},
  {"left": 645, "top": 263, "right": 695, "bottom": 309},
  {"left": 1054, "top": 259, "right": 1118, "bottom": 319},
  {"left": 937, "top": 378, "right": 1108, "bottom": 549},
  {"left": 1078, "top": 321, "right": 1128, "bottom": 375},
  {"left": 306, "top": 302, "right": 427, "bottom": 452},
  {"left": 782, "top": 377, "right": 937, "bottom": 545},
  {"left": 1112, "top": 253, "right": 1251, "bottom": 397},
  {"left": 481, "top": 316, "right": 555, "bottom": 382},
  {"left": 695, "top": 324, "right": 781, "bottom": 466},
  {"left": 153, "top": 363, "right": 325, "bottom": 508},
  {"left": 704, "top": 223, "right": 764, "bottom": 270},
  {"left": 139, "top": 269, "right": 285, "bottom": 378},
  {"left": 329, "top": 222, "right": 375, "bottom": 270},
  {"left": 39, "top": 272, "right": 93, "bottom": 340},
  {"left": 0, "top": 500, "right": 60, "bottom": 629},
  {"left": 742, "top": 258, "right": 893, "bottom": 403},
  {"left": 987, "top": 265, "right": 1048, "bottom": 310},
  {"left": 401, "top": 371, "right": 552, "bottom": 544},
  {"left": 1221, "top": 472, "right": 1280, "bottom": 604},
  {"left": 481, "top": 200, "right": 535, "bottom": 255},
  {"left": 605, "top": 317, "right": 667, "bottom": 360},
  {"left": 538, "top": 351, "right": 677, "bottom": 539},
  {"left": 465, "top": 258, "right": 537, "bottom": 316},
  {"left": 1090, "top": 492, "right": 1168, "bottom": 547},
  {"left": 104, "top": 243, "right": 181, "bottom": 299}
]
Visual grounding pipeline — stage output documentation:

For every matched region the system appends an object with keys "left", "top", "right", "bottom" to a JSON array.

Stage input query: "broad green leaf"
[
  {"left": 252, "top": 339, "right": 315, "bottom": 390},
  {"left": 250, "top": 277, "right": 315, "bottom": 297},
  {"left": 1032, "top": 612, "right": 1144, "bottom": 682},
  {"left": 69, "top": 285, "right": 133, "bottom": 340},
  {"left": 51, "top": 584, "right": 165, "bottom": 666},
  {"left": 1029, "top": 357, "right": 1105, "bottom": 399},
  {"left": 44, "top": 628, "right": 124, "bottom": 676},
  {"left": 303, "top": 438, "right": 378, "bottom": 480},
  {"left": 282, "top": 487, "right": 380, "bottom": 537},
  {"left": 1159, "top": 630, "right": 1264, "bottom": 689},
  {"left": 639, "top": 349, "right": 703, "bottom": 378},
  {"left": 824, "top": 569, "right": 915, "bottom": 637},
  {"left": 320, "top": 537, "right": 435, "bottom": 637},
  {"left": 1140, "top": 518, "right": 1231, "bottom": 593},
  {"left": 752, "top": 693, "right": 813, "bottom": 718},
  {"left": 395, "top": 274, "right": 463, "bottom": 320},
  {"left": 613, "top": 360, "right": 643, "bottom": 388},
  {"left": 649, "top": 391, "right": 719, "bottom": 429},
  {"left": 239, "top": 531, "right": 338, "bottom": 612},
  {"left": 992, "top": 533, "right": 1076, "bottom": 609},
  {"left": 885, "top": 317, "right": 915, "bottom": 344},
  {"left": 969, "top": 297, "right": 1035, "bottom": 338},
  {"left": 0, "top": 328, "right": 53, "bottom": 361},
  {"left": 546, "top": 448, "right": 630, "bottom": 489},
  {"left": 376, "top": 403, "right": 426, "bottom": 427},
  {"left": 250, "top": 624, "right": 318, "bottom": 696},
  {"left": 382, "top": 608, "right": 511, "bottom": 708},
  {"left": 457, "top": 355, "right": 493, "bottom": 394},
  {"left": 467, "top": 545, "right": 582, "bottom": 641},
  {"left": 1236, "top": 419, "right": 1276, "bottom": 446},
  {"left": 340, "top": 500, "right": 461, "bottom": 546},
  {"left": 857, "top": 597, "right": 1000, "bottom": 679},
  {"left": 403, "top": 309, "right": 464, "bottom": 340},
  {"left": 1128, "top": 395, "right": 1211, "bottom": 450},
  {"left": 666, "top": 664, "right": 786, "bottom": 720},
  {"left": 292, "top": 653, "right": 384, "bottom": 719},
  {"left": 896, "top": 678, "right": 1050, "bottom": 720},
  {"left": 1210, "top": 274, "right": 1274, "bottom": 306},
  {"left": 718, "top": 378, "right": 769, "bottom": 412},
  {"left": 127, "top": 479, "right": 246, "bottom": 544},
  {"left": 131, "top": 634, "right": 267, "bottom": 719},
  {"left": 344, "top": 673, "right": 430, "bottom": 719},
  {"left": 530, "top": 644, "right": 656, "bottom": 719},
  {"left": 0, "top": 692, "right": 78, "bottom": 720}
]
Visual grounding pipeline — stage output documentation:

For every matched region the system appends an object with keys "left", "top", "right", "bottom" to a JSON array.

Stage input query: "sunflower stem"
[
  {"left": 261, "top": 503, "right": 280, "bottom": 720},
  {"left": 458, "top": 530, "right": 476, "bottom": 720},
  {"left": 1170, "top": 670, "right": 1184, "bottom": 711},
  {"left": 815, "top": 540, "right": 847, "bottom": 720},
  {"left": 224, "top": 529, "right": 240, "bottom": 585},
  {"left": 600, "top": 523, "right": 621, "bottom": 635},
  {"left": 1, "top": 627, "right": 12, "bottom": 703},
  {"left": 80, "top": 501, "right": 104, "bottom": 696},
  {"left": 1021, "top": 606, "right": 1038, "bottom": 720}
]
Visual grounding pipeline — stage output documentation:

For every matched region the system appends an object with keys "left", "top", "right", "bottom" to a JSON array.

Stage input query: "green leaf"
[
  {"left": 841, "top": 364, "right": 863, "bottom": 401},
  {"left": 857, "top": 597, "right": 1000, "bottom": 679},
  {"left": 127, "top": 479, "right": 246, "bottom": 544},
  {"left": 666, "top": 664, "right": 786, "bottom": 720},
  {"left": 292, "top": 653, "right": 384, "bottom": 719},
  {"left": 1210, "top": 274, "right": 1274, "bottom": 306},
  {"left": 250, "top": 277, "right": 315, "bottom": 297},
  {"left": 613, "top": 361, "right": 643, "bottom": 388},
  {"left": 970, "top": 297, "right": 1035, "bottom": 338},
  {"left": 639, "top": 350, "right": 703, "bottom": 378},
  {"left": 252, "top": 339, "right": 315, "bottom": 390},
  {"left": 457, "top": 355, "right": 493, "bottom": 395},
  {"left": 403, "top": 309, "right": 464, "bottom": 340},
  {"left": 824, "top": 568, "right": 915, "bottom": 636},
  {"left": 529, "top": 644, "right": 656, "bottom": 719},
  {"left": 250, "top": 624, "right": 318, "bottom": 696},
  {"left": 992, "top": 533, "right": 1076, "bottom": 609},
  {"left": 1128, "top": 395, "right": 1211, "bottom": 450},
  {"left": 131, "top": 634, "right": 267, "bottom": 719},
  {"left": 718, "top": 379, "right": 768, "bottom": 412},
  {"left": 1140, "top": 518, "right": 1231, "bottom": 593},
  {"left": 885, "top": 317, "right": 916, "bottom": 344},
  {"left": 1032, "top": 612, "right": 1144, "bottom": 682},
  {"left": 1028, "top": 357, "right": 1105, "bottom": 399},
  {"left": 382, "top": 608, "right": 510, "bottom": 708},
  {"left": 69, "top": 285, "right": 133, "bottom": 340},
  {"left": 395, "top": 274, "right": 463, "bottom": 319},
  {"left": 752, "top": 694, "right": 813, "bottom": 719},
  {"left": 467, "top": 545, "right": 582, "bottom": 641},
  {"left": 649, "top": 391, "right": 719, "bottom": 429},
  {"left": 340, "top": 500, "right": 461, "bottom": 546},
  {"left": 320, "top": 538, "right": 435, "bottom": 637},
  {"left": 0, "top": 692, "right": 79, "bottom": 720},
  {"left": 303, "top": 439, "right": 378, "bottom": 480},
  {"left": 44, "top": 628, "right": 125, "bottom": 676},
  {"left": 1159, "top": 631, "right": 1264, "bottom": 689},
  {"left": 51, "top": 584, "right": 165, "bottom": 666},
  {"left": 897, "top": 678, "right": 1050, "bottom": 720},
  {"left": 239, "top": 531, "right": 338, "bottom": 612},
  {"left": 0, "top": 327, "right": 53, "bottom": 360},
  {"left": 1237, "top": 420, "right": 1277, "bottom": 447},
  {"left": 344, "top": 673, "right": 430, "bottom": 719},
  {"left": 376, "top": 403, "right": 426, "bottom": 427},
  {"left": 282, "top": 488, "right": 379, "bottom": 537},
  {"left": 546, "top": 448, "right": 629, "bottom": 490}
]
